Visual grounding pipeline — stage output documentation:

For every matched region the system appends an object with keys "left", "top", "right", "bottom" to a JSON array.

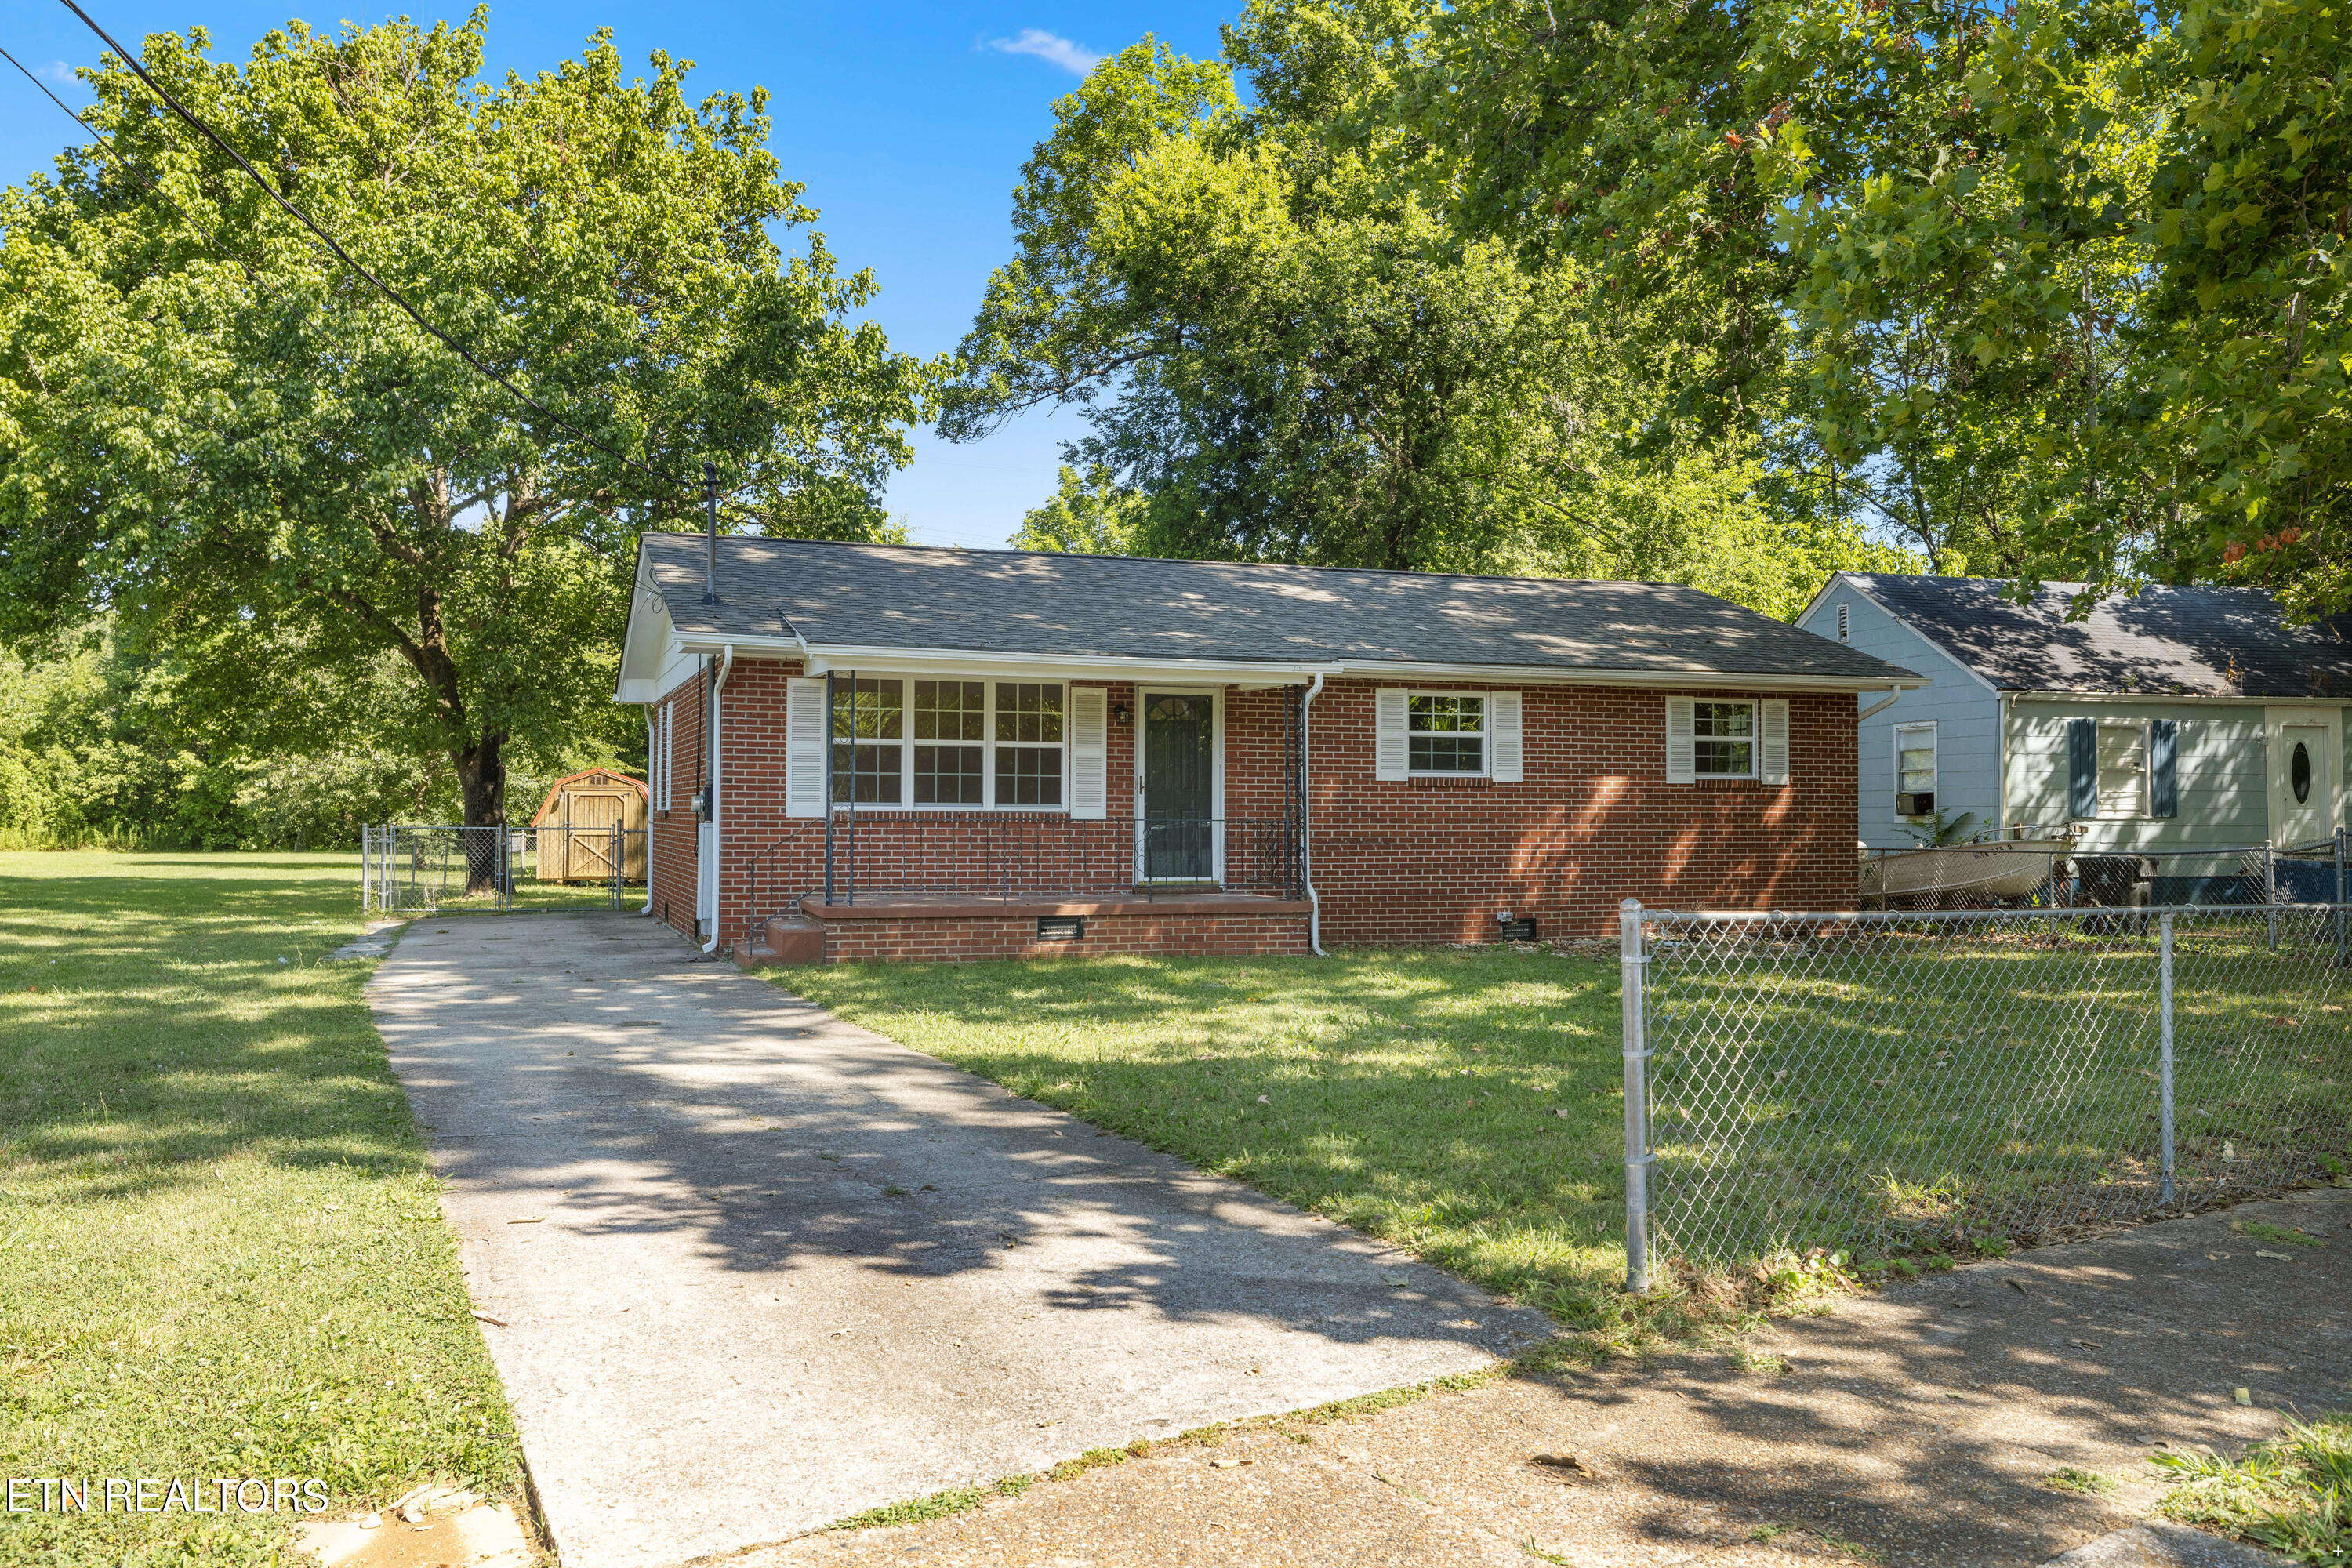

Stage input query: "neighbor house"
[
  {"left": 615, "top": 537, "right": 1922, "bottom": 963},
  {"left": 1798, "top": 575, "right": 2352, "bottom": 863}
]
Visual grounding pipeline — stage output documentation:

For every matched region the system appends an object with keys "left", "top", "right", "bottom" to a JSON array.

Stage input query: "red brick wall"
[
  {"left": 645, "top": 661, "right": 1858, "bottom": 956},
  {"left": 1304, "top": 678, "right": 1857, "bottom": 942}
]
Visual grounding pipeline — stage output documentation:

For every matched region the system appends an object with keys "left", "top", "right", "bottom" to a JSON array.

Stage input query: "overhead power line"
[{"left": 52, "top": 0, "right": 691, "bottom": 495}]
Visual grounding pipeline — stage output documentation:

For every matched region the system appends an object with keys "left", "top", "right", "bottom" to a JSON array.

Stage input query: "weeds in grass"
[
  {"left": 1748, "top": 1521, "right": 1786, "bottom": 1541},
  {"left": 2153, "top": 1415, "right": 2352, "bottom": 1564},
  {"left": 1521, "top": 1540, "right": 1572, "bottom": 1564},
  {"left": 2234, "top": 1220, "right": 2326, "bottom": 1247},
  {"left": 1811, "top": 1529, "right": 1885, "bottom": 1561},
  {"left": 2044, "top": 1467, "right": 2119, "bottom": 1495}
]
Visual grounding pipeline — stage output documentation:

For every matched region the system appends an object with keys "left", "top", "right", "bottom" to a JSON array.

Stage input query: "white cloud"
[
  {"left": 985, "top": 29, "right": 1102, "bottom": 75},
  {"left": 38, "top": 60, "right": 78, "bottom": 85}
]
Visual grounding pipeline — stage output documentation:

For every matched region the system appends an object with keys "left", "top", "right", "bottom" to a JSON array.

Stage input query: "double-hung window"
[
  {"left": 829, "top": 678, "right": 1065, "bottom": 808},
  {"left": 1693, "top": 701, "right": 1755, "bottom": 779},
  {"left": 1895, "top": 722, "right": 1936, "bottom": 817},
  {"left": 994, "top": 683, "right": 1065, "bottom": 805},
  {"left": 832, "top": 677, "right": 905, "bottom": 803},
  {"left": 1407, "top": 695, "right": 1485, "bottom": 775},
  {"left": 913, "top": 680, "right": 985, "bottom": 804}
]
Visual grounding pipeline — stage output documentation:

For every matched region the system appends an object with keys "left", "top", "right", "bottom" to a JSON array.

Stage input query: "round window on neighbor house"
[{"left": 2292, "top": 740, "right": 2313, "bottom": 804}]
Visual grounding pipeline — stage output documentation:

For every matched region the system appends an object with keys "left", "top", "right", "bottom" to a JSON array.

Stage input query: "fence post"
[
  {"left": 1621, "top": 897, "right": 1652, "bottom": 1292},
  {"left": 2336, "top": 827, "right": 2347, "bottom": 968},
  {"left": 2159, "top": 910, "right": 2177, "bottom": 1207},
  {"left": 2266, "top": 840, "right": 2278, "bottom": 951}
]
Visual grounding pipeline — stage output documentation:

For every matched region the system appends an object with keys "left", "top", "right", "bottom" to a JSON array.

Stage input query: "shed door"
[{"left": 567, "top": 791, "right": 626, "bottom": 880}]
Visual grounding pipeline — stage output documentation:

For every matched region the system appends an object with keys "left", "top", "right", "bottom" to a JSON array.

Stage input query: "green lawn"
[
  {"left": 0, "top": 852, "right": 523, "bottom": 1568},
  {"left": 771, "top": 947, "right": 1653, "bottom": 1334},
  {"left": 775, "top": 922, "right": 2352, "bottom": 1330}
]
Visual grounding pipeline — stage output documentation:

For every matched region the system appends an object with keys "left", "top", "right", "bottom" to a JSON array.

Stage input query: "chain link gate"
[
  {"left": 361, "top": 824, "right": 647, "bottom": 914},
  {"left": 1618, "top": 897, "right": 2352, "bottom": 1289}
]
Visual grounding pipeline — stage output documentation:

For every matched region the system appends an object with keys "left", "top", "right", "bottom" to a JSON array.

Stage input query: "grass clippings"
[{"left": 0, "top": 851, "right": 523, "bottom": 1566}]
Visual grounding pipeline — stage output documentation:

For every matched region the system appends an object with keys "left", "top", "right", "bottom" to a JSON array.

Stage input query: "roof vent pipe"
[{"left": 702, "top": 461, "right": 719, "bottom": 606}]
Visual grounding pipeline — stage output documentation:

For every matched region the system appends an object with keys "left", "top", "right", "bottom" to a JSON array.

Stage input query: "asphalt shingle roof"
[
  {"left": 1845, "top": 575, "right": 2352, "bottom": 698},
  {"left": 641, "top": 534, "right": 1918, "bottom": 684}
]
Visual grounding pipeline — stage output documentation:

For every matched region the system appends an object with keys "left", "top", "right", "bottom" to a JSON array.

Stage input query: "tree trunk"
[{"left": 456, "top": 733, "right": 507, "bottom": 894}]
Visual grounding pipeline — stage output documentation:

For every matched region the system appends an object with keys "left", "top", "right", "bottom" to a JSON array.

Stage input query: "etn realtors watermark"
[{"left": 5, "top": 1477, "right": 330, "bottom": 1514}]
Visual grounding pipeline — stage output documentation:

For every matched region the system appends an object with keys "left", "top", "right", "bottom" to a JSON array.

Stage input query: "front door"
[
  {"left": 1142, "top": 693, "right": 1214, "bottom": 882},
  {"left": 2273, "top": 720, "right": 2334, "bottom": 848}
]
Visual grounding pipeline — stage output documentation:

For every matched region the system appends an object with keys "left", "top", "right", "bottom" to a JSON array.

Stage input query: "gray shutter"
[
  {"left": 2067, "top": 717, "right": 2099, "bottom": 819},
  {"left": 2149, "top": 718, "right": 2178, "bottom": 819}
]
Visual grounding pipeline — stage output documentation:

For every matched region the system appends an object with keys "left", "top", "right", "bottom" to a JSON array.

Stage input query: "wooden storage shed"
[{"left": 528, "top": 768, "right": 649, "bottom": 884}]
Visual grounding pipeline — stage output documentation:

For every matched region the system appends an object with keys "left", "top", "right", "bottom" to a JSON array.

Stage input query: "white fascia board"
[
  {"left": 660, "top": 636, "right": 1922, "bottom": 694},
  {"left": 1330, "top": 659, "right": 1926, "bottom": 693},
  {"left": 790, "top": 642, "right": 1343, "bottom": 684},
  {"left": 612, "top": 573, "right": 680, "bottom": 703},
  {"left": 1793, "top": 571, "right": 1854, "bottom": 630}
]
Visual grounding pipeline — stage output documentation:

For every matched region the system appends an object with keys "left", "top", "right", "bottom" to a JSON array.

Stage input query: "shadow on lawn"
[{"left": 1, "top": 871, "right": 419, "bottom": 1202}]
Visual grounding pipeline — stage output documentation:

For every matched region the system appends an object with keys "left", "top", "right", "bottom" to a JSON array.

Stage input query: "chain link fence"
[
  {"left": 1617, "top": 898, "right": 2352, "bottom": 1287},
  {"left": 360, "top": 824, "right": 647, "bottom": 914}
]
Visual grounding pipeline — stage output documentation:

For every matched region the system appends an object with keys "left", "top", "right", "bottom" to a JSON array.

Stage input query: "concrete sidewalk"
[
  {"left": 367, "top": 913, "right": 1553, "bottom": 1568},
  {"left": 760, "top": 1185, "right": 2350, "bottom": 1567}
]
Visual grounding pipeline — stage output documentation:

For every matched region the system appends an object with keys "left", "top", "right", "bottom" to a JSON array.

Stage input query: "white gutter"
[
  {"left": 641, "top": 704, "right": 656, "bottom": 916},
  {"left": 700, "top": 644, "right": 735, "bottom": 956},
  {"left": 1301, "top": 673, "right": 1326, "bottom": 957},
  {"left": 1856, "top": 692, "right": 1902, "bottom": 724},
  {"left": 677, "top": 636, "right": 1925, "bottom": 695}
]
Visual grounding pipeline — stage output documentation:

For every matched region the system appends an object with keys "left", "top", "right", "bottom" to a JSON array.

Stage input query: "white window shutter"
[
  {"left": 1761, "top": 699, "right": 1791, "bottom": 785},
  {"left": 1069, "top": 687, "right": 1108, "bottom": 819},
  {"left": 786, "top": 677, "right": 827, "bottom": 818},
  {"left": 1375, "top": 688, "right": 1409, "bottom": 781},
  {"left": 1487, "top": 691, "right": 1523, "bottom": 782},
  {"left": 1665, "top": 698, "right": 1697, "bottom": 784}
]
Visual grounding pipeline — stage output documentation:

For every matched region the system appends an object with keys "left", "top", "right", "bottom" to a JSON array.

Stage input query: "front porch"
[{"left": 740, "top": 810, "right": 1312, "bottom": 964}]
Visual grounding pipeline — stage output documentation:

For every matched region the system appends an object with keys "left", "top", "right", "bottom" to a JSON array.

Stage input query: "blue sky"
[{"left": 2, "top": 0, "right": 1240, "bottom": 546}]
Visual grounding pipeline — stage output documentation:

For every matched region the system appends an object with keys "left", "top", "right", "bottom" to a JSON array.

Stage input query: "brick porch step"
[{"left": 734, "top": 913, "right": 826, "bottom": 969}]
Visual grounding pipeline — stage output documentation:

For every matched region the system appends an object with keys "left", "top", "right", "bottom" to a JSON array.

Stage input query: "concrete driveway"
[{"left": 368, "top": 913, "right": 1552, "bottom": 1568}]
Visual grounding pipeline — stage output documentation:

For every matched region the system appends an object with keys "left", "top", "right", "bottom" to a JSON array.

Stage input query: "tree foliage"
[
  {"left": 1417, "top": 0, "right": 2350, "bottom": 603},
  {"left": 953, "top": 2, "right": 1904, "bottom": 604},
  {"left": 0, "top": 13, "right": 938, "bottom": 835}
]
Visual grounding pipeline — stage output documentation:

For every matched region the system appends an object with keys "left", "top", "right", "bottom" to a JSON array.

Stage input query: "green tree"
[
  {"left": 956, "top": 3, "right": 1901, "bottom": 605},
  {"left": 0, "top": 14, "right": 939, "bottom": 855},
  {"left": 1011, "top": 465, "right": 1146, "bottom": 554}
]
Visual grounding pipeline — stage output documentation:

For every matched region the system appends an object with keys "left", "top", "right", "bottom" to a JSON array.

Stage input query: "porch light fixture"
[{"left": 1110, "top": 702, "right": 1130, "bottom": 724}]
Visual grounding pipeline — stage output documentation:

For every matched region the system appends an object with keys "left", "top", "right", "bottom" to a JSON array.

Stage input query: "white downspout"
[
  {"left": 1302, "top": 673, "right": 1326, "bottom": 957},
  {"left": 641, "top": 704, "right": 656, "bottom": 914},
  {"left": 700, "top": 644, "right": 735, "bottom": 955}
]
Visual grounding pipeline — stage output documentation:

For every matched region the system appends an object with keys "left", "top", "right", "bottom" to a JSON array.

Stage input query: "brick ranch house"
[{"left": 614, "top": 535, "right": 1923, "bottom": 964}]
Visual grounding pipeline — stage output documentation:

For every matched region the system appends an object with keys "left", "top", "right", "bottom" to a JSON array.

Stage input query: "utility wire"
[{"left": 53, "top": 0, "right": 692, "bottom": 495}]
